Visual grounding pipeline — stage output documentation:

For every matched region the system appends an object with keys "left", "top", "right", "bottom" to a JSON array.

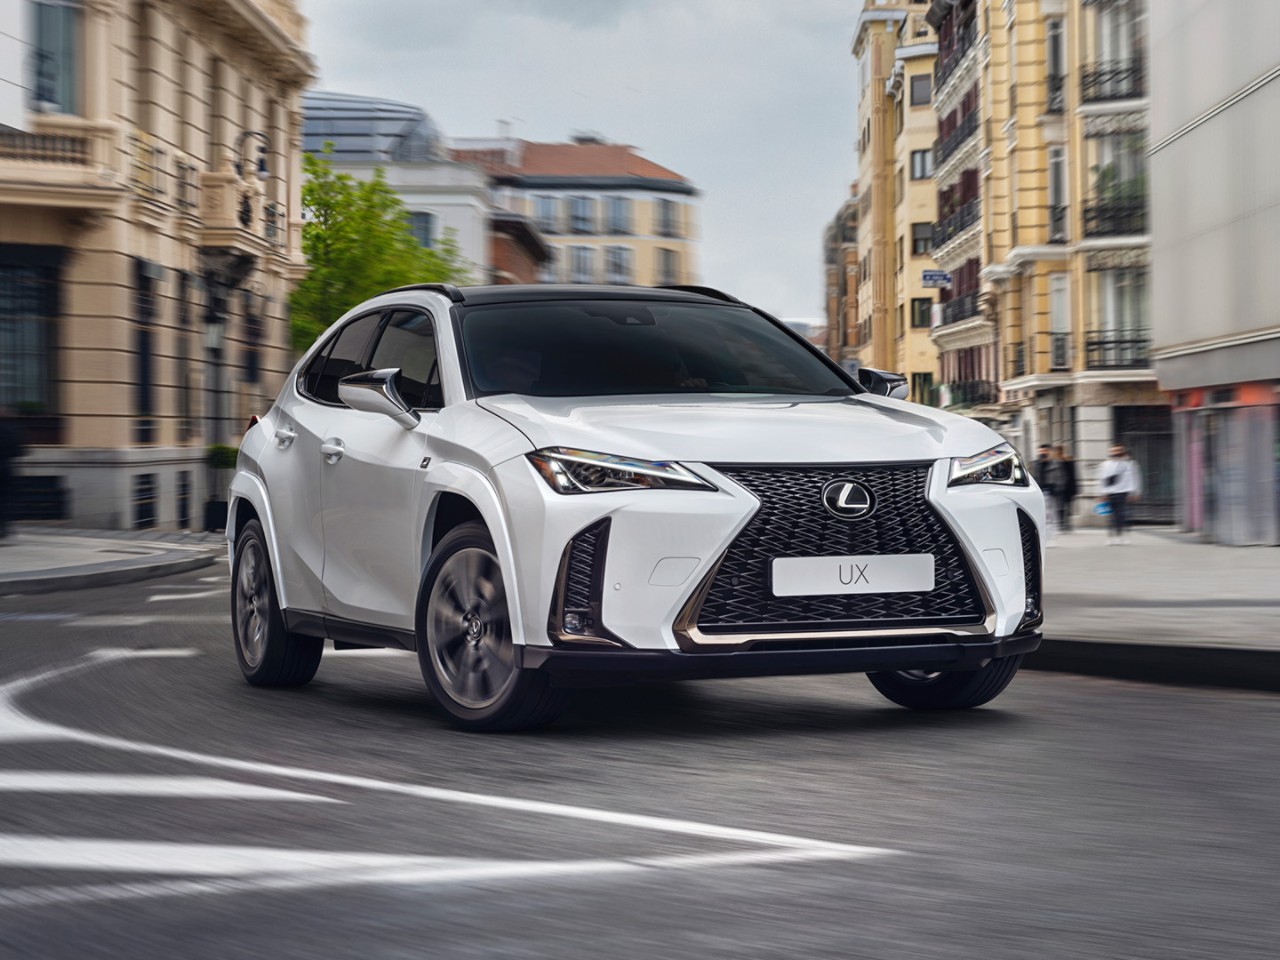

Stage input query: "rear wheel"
[
  {"left": 417, "top": 522, "right": 567, "bottom": 732},
  {"left": 867, "top": 655, "right": 1023, "bottom": 710},
  {"left": 231, "top": 519, "right": 323, "bottom": 687}
]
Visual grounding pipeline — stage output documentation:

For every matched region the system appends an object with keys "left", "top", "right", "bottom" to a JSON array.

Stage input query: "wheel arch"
[{"left": 228, "top": 471, "right": 290, "bottom": 610}]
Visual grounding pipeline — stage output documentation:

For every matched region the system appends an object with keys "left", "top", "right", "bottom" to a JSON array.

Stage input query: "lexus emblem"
[{"left": 821, "top": 480, "right": 875, "bottom": 520}]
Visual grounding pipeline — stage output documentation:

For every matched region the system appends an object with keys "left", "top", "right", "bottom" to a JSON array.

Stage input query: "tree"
[{"left": 289, "top": 148, "right": 474, "bottom": 351}]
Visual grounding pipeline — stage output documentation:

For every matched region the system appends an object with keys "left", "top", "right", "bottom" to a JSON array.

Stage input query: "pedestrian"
[
  {"left": 1052, "top": 443, "right": 1078, "bottom": 532},
  {"left": 1032, "top": 444, "right": 1059, "bottom": 541},
  {"left": 0, "top": 407, "right": 25, "bottom": 540},
  {"left": 1097, "top": 442, "right": 1141, "bottom": 545}
]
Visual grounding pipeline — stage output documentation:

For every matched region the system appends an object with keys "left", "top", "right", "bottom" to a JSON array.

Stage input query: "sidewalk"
[
  {"left": 0, "top": 525, "right": 224, "bottom": 596},
  {"left": 1036, "top": 526, "right": 1280, "bottom": 690}
]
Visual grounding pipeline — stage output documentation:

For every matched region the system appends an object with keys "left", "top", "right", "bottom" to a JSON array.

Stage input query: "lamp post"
[{"left": 233, "top": 130, "right": 272, "bottom": 181}]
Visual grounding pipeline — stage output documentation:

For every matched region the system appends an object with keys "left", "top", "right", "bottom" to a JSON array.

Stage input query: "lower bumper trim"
[{"left": 519, "top": 632, "right": 1042, "bottom": 686}]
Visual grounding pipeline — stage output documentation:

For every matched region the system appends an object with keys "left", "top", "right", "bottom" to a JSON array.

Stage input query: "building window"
[
  {"left": 657, "top": 248, "right": 680, "bottom": 285},
  {"left": 604, "top": 246, "right": 632, "bottom": 284},
  {"left": 896, "top": 236, "right": 904, "bottom": 273},
  {"left": 133, "top": 259, "right": 159, "bottom": 445},
  {"left": 241, "top": 290, "right": 262, "bottom": 385},
  {"left": 896, "top": 303, "right": 905, "bottom": 338},
  {"left": 1094, "top": 268, "right": 1148, "bottom": 335},
  {"left": 911, "top": 222, "right": 933, "bottom": 255},
  {"left": 657, "top": 199, "right": 679, "bottom": 238},
  {"left": 0, "top": 263, "right": 58, "bottom": 416},
  {"left": 176, "top": 272, "right": 193, "bottom": 440},
  {"left": 911, "top": 372, "right": 935, "bottom": 405},
  {"left": 132, "top": 474, "right": 157, "bottom": 530},
  {"left": 1049, "top": 146, "right": 1067, "bottom": 241},
  {"left": 534, "top": 196, "right": 558, "bottom": 233},
  {"left": 606, "top": 196, "right": 632, "bottom": 235},
  {"left": 911, "top": 149, "right": 933, "bottom": 180},
  {"left": 177, "top": 470, "right": 191, "bottom": 530},
  {"left": 1050, "top": 273, "right": 1071, "bottom": 370},
  {"left": 895, "top": 167, "right": 904, "bottom": 205},
  {"left": 538, "top": 248, "right": 558, "bottom": 283},
  {"left": 31, "top": 0, "right": 81, "bottom": 114},
  {"left": 910, "top": 74, "right": 931, "bottom": 106},
  {"left": 569, "top": 196, "right": 595, "bottom": 234},
  {"left": 911, "top": 297, "right": 932, "bottom": 328},
  {"left": 570, "top": 246, "right": 594, "bottom": 283},
  {"left": 408, "top": 211, "right": 436, "bottom": 248}
]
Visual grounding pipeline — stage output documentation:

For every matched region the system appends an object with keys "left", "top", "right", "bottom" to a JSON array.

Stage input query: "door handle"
[
  {"left": 320, "top": 439, "right": 345, "bottom": 463},
  {"left": 274, "top": 425, "right": 297, "bottom": 448}
]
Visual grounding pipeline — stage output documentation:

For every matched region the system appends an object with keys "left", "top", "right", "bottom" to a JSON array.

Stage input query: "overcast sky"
[{"left": 303, "top": 0, "right": 859, "bottom": 322}]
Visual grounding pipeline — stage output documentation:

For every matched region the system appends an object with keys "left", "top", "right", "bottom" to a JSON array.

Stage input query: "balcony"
[
  {"left": 932, "top": 197, "right": 980, "bottom": 247},
  {"left": 1047, "top": 74, "right": 1066, "bottom": 113},
  {"left": 934, "top": 109, "right": 979, "bottom": 168},
  {"left": 945, "top": 379, "right": 998, "bottom": 408},
  {"left": 1083, "top": 196, "right": 1147, "bottom": 236},
  {"left": 935, "top": 20, "right": 978, "bottom": 92},
  {"left": 0, "top": 118, "right": 122, "bottom": 210},
  {"left": 1086, "top": 334, "right": 1150, "bottom": 369},
  {"left": 939, "top": 290, "right": 980, "bottom": 326},
  {"left": 1081, "top": 60, "right": 1145, "bottom": 102},
  {"left": 0, "top": 131, "right": 91, "bottom": 164}
]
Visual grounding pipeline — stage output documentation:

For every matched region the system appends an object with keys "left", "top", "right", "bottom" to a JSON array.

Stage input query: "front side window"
[
  {"left": 459, "top": 300, "right": 859, "bottom": 399},
  {"left": 31, "top": 0, "right": 81, "bottom": 114},
  {"left": 368, "top": 310, "right": 441, "bottom": 408},
  {"left": 301, "top": 310, "right": 384, "bottom": 404}
]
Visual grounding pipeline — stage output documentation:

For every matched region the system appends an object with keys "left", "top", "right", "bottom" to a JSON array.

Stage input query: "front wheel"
[
  {"left": 417, "top": 522, "right": 568, "bottom": 732},
  {"left": 867, "top": 655, "right": 1023, "bottom": 710}
]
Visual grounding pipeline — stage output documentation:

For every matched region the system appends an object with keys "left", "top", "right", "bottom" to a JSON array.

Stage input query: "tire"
[
  {"left": 867, "top": 654, "right": 1024, "bottom": 710},
  {"left": 417, "top": 521, "right": 567, "bottom": 732},
  {"left": 231, "top": 519, "right": 323, "bottom": 687}
]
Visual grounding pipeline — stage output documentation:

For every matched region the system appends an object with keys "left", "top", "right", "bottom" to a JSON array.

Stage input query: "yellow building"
[
  {"left": 822, "top": 183, "right": 859, "bottom": 364},
  {"left": 1, "top": 0, "right": 312, "bottom": 529},
  {"left": 852, "top": 1, "right": 941, "bottom": 403},
  {"left": 926, "top": 0, "right": 1169, "bottom": 523},
  {"left": 452, "top": 135, "right": 699, "bottom": 287}
]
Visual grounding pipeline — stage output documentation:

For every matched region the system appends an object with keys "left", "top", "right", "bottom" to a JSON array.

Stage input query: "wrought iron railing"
[
  {"left": 1085, "top": 334, "right": 1150, "bottom": 369},
  {"left": 940, "top": 291, "right": 980, "bottom": 326},
  {"left": 1081, "top": 60, "right": 1145, "bottom": 102},
  {"left": 935, "top": 20, "right": 978, "bottom": 91},
  {"left": 0, "top": 131, "right": 90, "bottom": 164},
  {"left": 1083, "top": 196, "right": 1147, "bottom": 236},
  {"left": 934, "top": 109, "right": 980, "bottom": 168},
  {"left": 932, "top": 197, "right": 981, "bottom": 247}
]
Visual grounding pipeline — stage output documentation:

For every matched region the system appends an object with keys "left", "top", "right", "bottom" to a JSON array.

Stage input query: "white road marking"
[
  {"left": 147, "top": 589, "right": 222, "bottom": 602},
  {"left": 0, "top": 773, "right": 338, "bottom": 803},
  {"left": 325, "top": 640, "right": 411, "bottom": 657},
  {"left": 67, "top": 615, "right": 228, "bottom": 628},
  {"left": 198, "top": 577, "right": 227, "bottom": 583}
]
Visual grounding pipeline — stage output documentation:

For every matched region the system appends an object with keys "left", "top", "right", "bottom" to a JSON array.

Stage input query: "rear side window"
[
  {"left": 300, "top": 311, "right": 384, "bottom": 404},
  {"left": 368, "top": 310, "right": 442, "bottom": 409}
]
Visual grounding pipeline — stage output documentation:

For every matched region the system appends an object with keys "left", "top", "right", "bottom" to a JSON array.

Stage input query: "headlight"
[
  {"left": 527, "top": 448, "right": 716, "bottom": 494},
  {"left": 949, "top": 442, "right": 1029, "bottom": 487}
]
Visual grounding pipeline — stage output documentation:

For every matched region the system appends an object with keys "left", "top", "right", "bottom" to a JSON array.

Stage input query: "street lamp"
[{"left": 233, "top": 130, "right": 271, "bottom": 181}]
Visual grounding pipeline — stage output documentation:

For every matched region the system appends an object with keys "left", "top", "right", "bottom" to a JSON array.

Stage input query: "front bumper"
[{"left": 519, "top": 631, "right": 1042, "bottom": 687}]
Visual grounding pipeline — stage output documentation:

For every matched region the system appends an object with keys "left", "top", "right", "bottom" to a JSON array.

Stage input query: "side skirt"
[{"left": 284, "top": 610, "right": 417, "bottom": 652}]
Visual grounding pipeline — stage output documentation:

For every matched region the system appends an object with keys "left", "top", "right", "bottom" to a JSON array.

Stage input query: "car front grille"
[{"left": 696, "top": 464, "right": 986, "bottom": 634}]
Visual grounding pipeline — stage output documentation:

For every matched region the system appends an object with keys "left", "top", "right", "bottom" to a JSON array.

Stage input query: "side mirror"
[
  {"left": 857, "top": 367, "right": 910, "bottom": 401},
  {"left": 338, "top": 368, "right": 420, "bottom": 429}
]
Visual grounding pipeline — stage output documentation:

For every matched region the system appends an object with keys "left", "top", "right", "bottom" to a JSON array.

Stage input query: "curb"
[
  {"left": 1027, "top": 638, "right": 1280, "bottom": 694},
  {"left": 0, "top": 549, "right": 222, "bottom": 596}
]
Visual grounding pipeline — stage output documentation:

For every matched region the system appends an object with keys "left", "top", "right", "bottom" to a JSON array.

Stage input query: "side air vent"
[
  {"left": 548, "top": 519, "right": 625, "bottom": 647},
  {"left": 1017, "top": 510, "right": 1043, "bottom": 631}
]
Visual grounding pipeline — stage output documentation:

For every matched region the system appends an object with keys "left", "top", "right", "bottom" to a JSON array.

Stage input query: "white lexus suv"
[{"left": 229, "top": 284, "right": 1044, "bottom": 731}]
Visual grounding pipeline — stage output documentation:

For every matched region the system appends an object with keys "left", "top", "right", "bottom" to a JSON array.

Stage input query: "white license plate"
[{"left": 771, "top": 555, "right": 935, "bottom": 597}]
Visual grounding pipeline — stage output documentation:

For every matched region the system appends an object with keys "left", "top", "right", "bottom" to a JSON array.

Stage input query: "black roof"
[{"left": 381, "top": 283, "right": 744, "bottom": 307}]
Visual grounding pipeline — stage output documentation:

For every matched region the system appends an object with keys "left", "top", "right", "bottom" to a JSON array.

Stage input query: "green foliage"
[
  {"left": 206, "top": 444, "right": 240, "bottom": 470},
  {"left": 289, "top": 148, "right": 474, "bottom": 352}
]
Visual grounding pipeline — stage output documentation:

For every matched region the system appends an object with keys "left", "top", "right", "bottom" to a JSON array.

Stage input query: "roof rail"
[
  {"left": 656, "top": 284, "right": 743, "bottom": 304},
  {"left": 380, "top": 282, "right": 466, "bottom": 303}
]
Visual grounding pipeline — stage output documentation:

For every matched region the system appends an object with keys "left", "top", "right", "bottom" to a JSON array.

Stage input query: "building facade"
[
  {"left": 852, "top": 1, "right": 941, "bottom": 403},
  {"left": 1150, "top": 0, "right": 1280, "bottom": 545},
  {"left": 452, "top": 134, "right": 699, "bottom": 288},
  {"left": 1, "top": 0, "right": 311, "bottom": 529},
  {"left": 301, "top": 92, "right": 549, "bottom": 286},
  {"left": 822, "top": 183, "right": 859, "bottom": 364},
  {"left": 926, "top": 0, "right": 1170, "bottom": 524}
]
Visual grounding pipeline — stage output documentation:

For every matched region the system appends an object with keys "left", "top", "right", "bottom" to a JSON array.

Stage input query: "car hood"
[{"left": 477, "top": 393, "right": 1003, "bottom": 465}]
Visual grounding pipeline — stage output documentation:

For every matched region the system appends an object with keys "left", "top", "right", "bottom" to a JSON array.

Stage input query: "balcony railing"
[
  {"left": 1081, "top": 60, "right": 1145, "bottom": 102},
  {"left": 1047, "top": 74, "right": 1066, "bottom": 113},
  {"left": 1086, "top": 334, "right": 1150, "bottom": 369},
  {"left": 0, "top": 131, "right": 90, "bottom": 164},
  {"left": 932, "top": 197, "right": 981, "bottom": 247},
  {"left": 939, "top": 290, "right": 980, "bottom": 326},
  {"left": 1083, "top": 196, "right": 1147, "bottom": 236},
  {"left": 1049, "top": 204, "right": 1068, "bottom": 243},
  {"left": 945, "top": 379, "right": 998, "bottom": 408},
  {"left": 934, "top": 109, "right": 979, "bottom": 168},
  {"left": 935, "top": 20, "right": 978, "bottom": 91}
]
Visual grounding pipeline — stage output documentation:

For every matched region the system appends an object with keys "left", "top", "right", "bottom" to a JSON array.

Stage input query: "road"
[{"left": 1, "top": 562, "right": 1278, "bottom": 959}]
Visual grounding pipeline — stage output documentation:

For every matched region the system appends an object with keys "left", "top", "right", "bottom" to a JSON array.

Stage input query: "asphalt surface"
[{"left": 1, "top": 564, "right": 1278, "bottom": 959}]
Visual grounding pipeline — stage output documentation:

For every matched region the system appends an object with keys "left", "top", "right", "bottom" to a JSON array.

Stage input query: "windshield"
[{"left": 458, "top": 300, "right": 859, "bottom": 399}]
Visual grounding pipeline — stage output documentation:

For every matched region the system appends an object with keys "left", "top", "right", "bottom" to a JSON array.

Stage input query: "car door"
[
  {"left": 319, "top": 308, "right": 441, "bottom": 630},
  {"left": 260, "top": 310, "right": 385, "bottom": 615}
]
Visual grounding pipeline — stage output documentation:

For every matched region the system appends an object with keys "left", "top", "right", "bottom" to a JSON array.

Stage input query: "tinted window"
[
  {"left": 460, "top": 301, "right": 857, "bottom": 399},
  {"left": 305, "top": 311, "right": 384, "bottom": 404},
  {"left": 368, "top": 310, "right": 442, "bottom": 408}
]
